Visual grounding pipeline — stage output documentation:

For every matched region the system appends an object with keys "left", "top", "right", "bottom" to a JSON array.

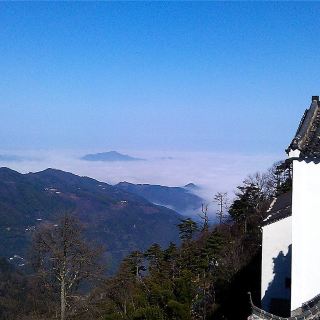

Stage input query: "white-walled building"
[
  {"left": 250, "top": 96, "right": 320, "bottom": 320},
  {"left": 261, "top": 192, "right": 292, "bottom": 315}
]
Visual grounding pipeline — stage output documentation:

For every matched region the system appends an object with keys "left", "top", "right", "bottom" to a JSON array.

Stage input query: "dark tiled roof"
[
  {"left": 262, "top": 192, "right": 292, "bottom": 226},
  {"left": 249, "top": 292, "right": 320, "bottom": 320},
  {"left": 287, "top": 96, "right": 320, "bottom": 158}
]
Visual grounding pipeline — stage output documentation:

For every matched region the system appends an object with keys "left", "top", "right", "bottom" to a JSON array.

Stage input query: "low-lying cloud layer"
[{"left": 0, "top": 149, "right": 282, "bottom": 204}]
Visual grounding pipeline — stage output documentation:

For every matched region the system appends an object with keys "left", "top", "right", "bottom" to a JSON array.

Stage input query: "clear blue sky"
[{"left": 1, "top": 2, "right": 320, "bottom": 154}]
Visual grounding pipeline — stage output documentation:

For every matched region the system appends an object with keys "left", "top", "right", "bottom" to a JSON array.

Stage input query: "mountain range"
[
  {"left": 0, "top": 167, "right": 181, "bottom": 272},
  {"left": 115, "top": 182, "right": 203, "bottom": 214},
  {"left": 81, "top": 151, "right": 144, "bottom": 162}
]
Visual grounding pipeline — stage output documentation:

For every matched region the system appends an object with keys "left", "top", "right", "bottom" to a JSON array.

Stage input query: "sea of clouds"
[{"left": 0, "top": 149, "right": 282, "bottom": 204}]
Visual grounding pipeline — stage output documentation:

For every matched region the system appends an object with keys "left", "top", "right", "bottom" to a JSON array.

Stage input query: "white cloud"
[{"left": 0, "top": 149, "right": 283, "bottom": 205}]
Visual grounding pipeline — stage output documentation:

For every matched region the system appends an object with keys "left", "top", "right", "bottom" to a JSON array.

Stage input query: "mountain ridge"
[
  {"left": 115, "top": 181, "right": 204, "bottom": 215},
  {"left": 0, "top": 167, "right": 181, "bottom": 272},
  {"left": 81, "top": 151, "right": 144, "bottom": 162}
]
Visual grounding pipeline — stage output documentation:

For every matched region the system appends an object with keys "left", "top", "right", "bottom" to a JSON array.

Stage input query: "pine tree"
[{"left": 177, "top": 218, "right": 198, "bottom": 243}]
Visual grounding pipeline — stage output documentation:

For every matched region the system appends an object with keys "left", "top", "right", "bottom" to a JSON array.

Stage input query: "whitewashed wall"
[
  {"left": 261, "top": 216, "right": 292, "bottom": 311},
  {"left": 291, "top": 160, "right": 320, "bottom": 311}
]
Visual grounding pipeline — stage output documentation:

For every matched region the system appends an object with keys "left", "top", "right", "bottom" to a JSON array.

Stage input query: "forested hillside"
[
  {"left": 115, "top": 182, "right": 203, "bottom": 214},
  {"left": 0, "top": 161, "right": 292, "bottom": 319},
  {"left": 0, "top": 167, "right": 181, "bottom": 271}
]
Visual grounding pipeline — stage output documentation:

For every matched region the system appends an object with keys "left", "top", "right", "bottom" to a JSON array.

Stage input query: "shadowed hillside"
[
  {"left": 0, "top": 167, "right": 181, "bottom": 272},
  {"left": 115, "top": 181, "right": 204, "bottom": 214}
]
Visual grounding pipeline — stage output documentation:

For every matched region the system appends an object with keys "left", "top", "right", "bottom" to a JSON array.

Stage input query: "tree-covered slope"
[
  {"left": 0, "top": 168, "right": 181, "bottom": 270},
  {"left": 115, "top": 182, "right": 203, "bottom": 214}
]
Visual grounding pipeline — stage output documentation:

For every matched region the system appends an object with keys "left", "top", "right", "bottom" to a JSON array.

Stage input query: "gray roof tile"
[
  {"left": 287, "top": 96, "right": 320, "bottom": 158},
  {"left": 262, "top": 192, "right": 292, "bottom": 226}
]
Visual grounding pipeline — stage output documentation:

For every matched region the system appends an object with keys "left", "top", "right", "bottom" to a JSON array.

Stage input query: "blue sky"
[{"left": 1, "top": 2, "right": 320, "bottom": 154}]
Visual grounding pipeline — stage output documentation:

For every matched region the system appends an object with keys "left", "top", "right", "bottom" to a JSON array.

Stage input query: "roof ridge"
[
  {"left": 288, "top": 97, "right": 320, "bottom": 158},
  {"left": 249, "top": 291, "right": 320, "bottom": 319}
]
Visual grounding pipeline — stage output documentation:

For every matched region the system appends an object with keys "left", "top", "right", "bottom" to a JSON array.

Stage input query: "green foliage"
[
  {"left": 105, "top": 313, "right": 123, "bottom": 320},
  {"left": 197, "top": 229, "right": 225, "bottom": 272},
  {"left": 167, "top": 300, "right": 191, "bottom": 320},
  {"left": 273, "top": 161, "right": 292, "bottom": 195},
  {"left": 148, "top": 286, "right": 174, "bottom": 307},
  {"left": 229, "top": 183, "right": 261, "bottom": 222},
  {"left": 177, "top": 218, "right": 198, "bottom": 242},
  {"left": 0, "top": 162, "right": 284, "bottom": 319},
  {"left": 94, "top": 162, "right": 282, "bottom": 320},
  {"left": 0, "top": 168, "right": 181, "bottom": 272},
  {"left": 145, "top": 243, "right": 163, "bottom": 274},
  {"left": 132, "top": 306, "right": 165, "bottom": 320}
]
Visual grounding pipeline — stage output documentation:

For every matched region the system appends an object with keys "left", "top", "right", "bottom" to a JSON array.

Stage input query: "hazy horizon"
[
  {"left": 0, "top": 148, "right": 282, "bottom": 205},
  {"left": 0, "top": 2, "right": 315, "bottom": 201}
]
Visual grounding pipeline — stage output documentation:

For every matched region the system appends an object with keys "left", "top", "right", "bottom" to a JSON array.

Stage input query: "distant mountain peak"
[
  {"left": 117, "top": 181, "right": 134, "bottom": 186},
  {"left": 33, "top": 168, "right": 79, "bottom": 178},
  {"left": 0, "top": 167, "right": 19, "bottom": 173},
  {"left": 0, "top": 167, "right": 22, "bottom": 178},
  {"left": 38, "top": 168, "right": 65, "bottom": 174},
  {"left": 0, "top": 167, "right": 181, "bottom": 272},
  {"left": 116, "top": 181, "right": 204, "bottom": 214},
  {"left": 184, "top": 183, "right": 199, "bottom": 190},
  {"left": 81, "top": 151, "right": 145, "bottom": 162}
]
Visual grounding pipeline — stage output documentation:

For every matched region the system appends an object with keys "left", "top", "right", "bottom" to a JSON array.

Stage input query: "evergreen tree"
[
  {"left": 177, "top": 218, "right": 198, "bottom": 243},
  {"left": 145, "top": 243, "right": 163, "bottom": 274}
]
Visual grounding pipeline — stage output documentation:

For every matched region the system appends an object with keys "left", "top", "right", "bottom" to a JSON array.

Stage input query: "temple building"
[{"left": 250, "top": 96, "right": 320, "bottom": 319}]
